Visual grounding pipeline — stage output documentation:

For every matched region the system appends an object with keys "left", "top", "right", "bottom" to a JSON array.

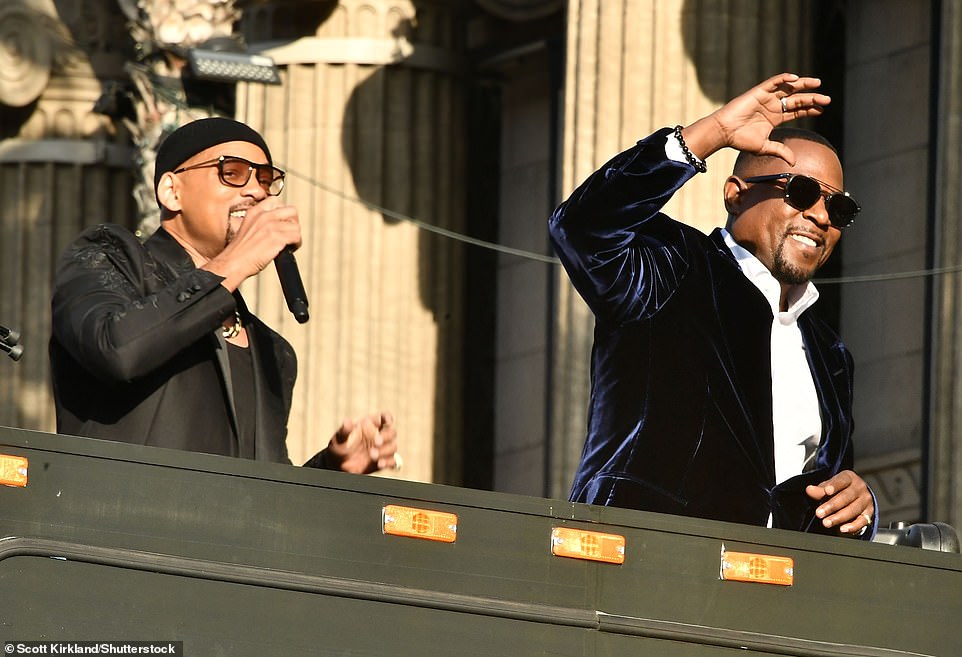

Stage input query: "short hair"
[{"left": 733, "top": 127, "right": 838, "bottom": 177}]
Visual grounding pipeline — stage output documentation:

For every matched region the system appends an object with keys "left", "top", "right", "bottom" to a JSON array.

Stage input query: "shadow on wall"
[
  {"left": 680, "top": 0, "right": 817, "bottom": 104},
  {"left": 338, "top": 12, "right": 470, "bottom": 484},
  {"left": 241, "top": 0, "right": 338, "bottom": 42},
  {"left": 678, "top": 0, "right": 845, "bottom": 141},
  {"left": 678, "top": 0, "right": 772, "bottom": 106}
]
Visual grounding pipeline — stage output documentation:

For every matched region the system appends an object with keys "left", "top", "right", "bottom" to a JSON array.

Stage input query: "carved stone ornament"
[
  {"left": 474, "top": 0, "right": 563, "bottom": 21},
  {"left": 135, "top": 0, "right": 241, "bottom": 47},
  {"left": 110, "top": 0, "right": 246, "bottom": 235},
  {"left": 0, "top": 3, "right": 53, "bottom": 107}
]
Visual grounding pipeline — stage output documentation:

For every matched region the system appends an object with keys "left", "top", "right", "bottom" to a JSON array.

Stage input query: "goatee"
[{"left": 771, "top": 234, "right": 814, "bottom": 285}]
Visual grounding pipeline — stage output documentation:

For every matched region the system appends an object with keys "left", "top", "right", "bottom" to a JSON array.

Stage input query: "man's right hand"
[
  {"left": 680, "top": 72, "right": 832, "bottom": 166},
  {"left": 205, "top": 197, "right": 302, "bottom": 292}
]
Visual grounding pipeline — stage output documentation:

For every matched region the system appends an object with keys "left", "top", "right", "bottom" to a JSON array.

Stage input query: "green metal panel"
[{"left": 0, "top": 427, "right": 959, "bottom": 656}]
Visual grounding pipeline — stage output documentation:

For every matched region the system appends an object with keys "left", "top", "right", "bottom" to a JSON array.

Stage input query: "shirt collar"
[{"left": 720, "top": 228, "right": 819, "bottom": 322}]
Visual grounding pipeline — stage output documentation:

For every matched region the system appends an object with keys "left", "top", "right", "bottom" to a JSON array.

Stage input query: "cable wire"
[
  {"left": 284, "top": 168, "right": 562, "bottom": 264},
  {"left": 287, "top": 166, "right": 959, "bottom": 286},
  {"left": 813, "top": 262, "right": 962, "bottom": 285}
]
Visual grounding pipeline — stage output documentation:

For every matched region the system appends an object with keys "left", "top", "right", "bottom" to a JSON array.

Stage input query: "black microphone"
[{"left": 274, "top": 247, "right": 310, "bottom": 323}]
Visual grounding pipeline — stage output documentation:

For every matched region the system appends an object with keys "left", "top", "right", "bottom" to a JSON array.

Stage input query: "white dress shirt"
[
  {"left": 664, "top": 132, "right": 823, "bottom": 486},
  {"left": 721, "top": 230, "right": 822, "bottom": 486}
]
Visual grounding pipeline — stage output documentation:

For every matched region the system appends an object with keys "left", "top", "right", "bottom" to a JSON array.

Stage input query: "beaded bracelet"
[{"left": 673, "top": 125, "right": 707, "bottom": 173}]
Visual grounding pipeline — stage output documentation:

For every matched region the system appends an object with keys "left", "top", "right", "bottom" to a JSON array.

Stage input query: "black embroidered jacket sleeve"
[{"left": 51, "top": 224, "right": 237, "bottom": 383}]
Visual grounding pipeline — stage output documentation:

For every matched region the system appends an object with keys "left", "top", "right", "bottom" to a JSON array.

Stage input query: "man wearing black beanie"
[{"left": 49, "top": 117, "right": 398, "bottom": 474}]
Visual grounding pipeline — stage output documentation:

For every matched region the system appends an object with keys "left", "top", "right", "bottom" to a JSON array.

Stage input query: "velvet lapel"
[{"left": 702, "top": 229, "right": 775, "bottom": 486}]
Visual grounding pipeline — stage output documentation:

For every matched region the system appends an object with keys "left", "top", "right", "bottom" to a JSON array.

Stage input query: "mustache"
[{"left": 225, "top": 203, "right": 255, "bottom": 246}]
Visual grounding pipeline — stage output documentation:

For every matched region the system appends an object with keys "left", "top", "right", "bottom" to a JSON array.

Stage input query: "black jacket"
[{"left": 50, "top": 224, "right": 296, "bottom": 463}]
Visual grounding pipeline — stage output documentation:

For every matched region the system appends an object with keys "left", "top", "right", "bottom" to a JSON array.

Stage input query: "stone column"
[
  {"left": 0, "top": 0, "right": 133, "bottom": 430},
  {"left": 236, "top": 0, "right": 466, "bottom": 484},
  {"left": 928, "top": 0, "right": 962, "bottom": 530},
  {"left": 840, "top": 1, "right": 934, "bottom": 526},
  {"left": 551, "top": 0, "right": 813, "bottom": 497}
]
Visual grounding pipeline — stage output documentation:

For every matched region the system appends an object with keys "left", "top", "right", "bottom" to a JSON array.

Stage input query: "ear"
[
  {"left": 723, "top": 175, "right": 747, "bottom": 216},
  {"left": 157, "top": 172, "right": 182, "bottom": 213}
]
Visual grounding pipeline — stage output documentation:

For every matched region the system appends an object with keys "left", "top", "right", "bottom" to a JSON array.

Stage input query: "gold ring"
[
  {"left": 780, "top": 96, "right": 788, "bottom": 113},
  {"left": 861, "top": 512, "right": 873, "bottom": 525},
  {"left": 393, "top": 453, "right": 404, "bottom": 471}
]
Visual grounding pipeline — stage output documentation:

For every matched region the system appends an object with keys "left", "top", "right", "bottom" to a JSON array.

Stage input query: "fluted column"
[
  {"left": 928, "top": 0, "right": 962, "bottom": 531},
  {"left": 236, "top": 0, "right": 466, "bottom": 484},
  {"left": 551, "top": 0, "right": 813, "bottom": 497},
  {"left": 0, "top": 1, "right": 133, "bottom": 431}
]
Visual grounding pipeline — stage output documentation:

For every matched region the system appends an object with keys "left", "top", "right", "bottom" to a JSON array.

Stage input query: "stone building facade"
[{"left": 2, "top": 0, "right": 960, "bottom": 531}]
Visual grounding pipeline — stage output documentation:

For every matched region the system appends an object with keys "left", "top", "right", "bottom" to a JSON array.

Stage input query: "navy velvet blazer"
[
  {"left": 549, "top": 128, "right": 860, "bottom": 535},
  {"left": 50, "top": 224, "right": 296, "bottom": 464}
]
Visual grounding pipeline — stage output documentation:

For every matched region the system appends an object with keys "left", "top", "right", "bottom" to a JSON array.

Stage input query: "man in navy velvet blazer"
[{"left": 549, "top": 73, "right": 876, "bottom": 538}]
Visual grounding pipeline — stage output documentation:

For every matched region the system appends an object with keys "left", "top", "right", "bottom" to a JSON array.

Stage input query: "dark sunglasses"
[
  {"left": 174, "top": 156, "right": 286, "bottom": 196},
  {"left": 742, "top": 173, "right": 860, "bottom": 229}
]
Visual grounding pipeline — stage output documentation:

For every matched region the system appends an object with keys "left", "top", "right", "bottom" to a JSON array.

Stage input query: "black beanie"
[{"left": 153, "top": 117, "right": 272, "bottom": 204}]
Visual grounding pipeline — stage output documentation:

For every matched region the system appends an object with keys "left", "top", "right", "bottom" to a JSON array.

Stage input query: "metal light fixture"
[
  {"left": 1, "top": 323, "right": 22, "bottom": 362},
  {"left": 186, "top": 48, "right": 281, "bottom": 85}
]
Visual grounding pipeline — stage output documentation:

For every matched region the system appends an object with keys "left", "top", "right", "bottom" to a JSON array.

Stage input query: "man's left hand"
[
  {"left": 327, "top": 412, "right": 399, "bottom": 474},
  {"left": 806, "top": 470, "right": 874, "bottom": 535}
]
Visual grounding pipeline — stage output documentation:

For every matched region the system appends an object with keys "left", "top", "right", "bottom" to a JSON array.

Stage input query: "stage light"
[{"left": 187, "top": 48, "right": 281, "bottom": 85}]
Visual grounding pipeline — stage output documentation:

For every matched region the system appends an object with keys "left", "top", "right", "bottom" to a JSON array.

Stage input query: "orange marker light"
[
  {"left": 382, "top": 504, "right": 457, "bottom": 543},
  {"left": 551, "top": 527, "right": 625, "bottom": 564},
  {"left": 720, "top": 546, "right": 794, "bottom": 586},
  {"left": 0, "top": 454, "right": 28, "bottom": 487}
]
